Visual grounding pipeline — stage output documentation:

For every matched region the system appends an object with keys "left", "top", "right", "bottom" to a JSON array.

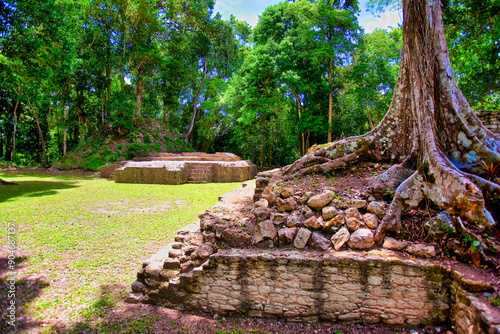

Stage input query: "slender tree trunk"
[
  {"left": 328, "top": 59, "right": 333, "bottom": 143},
  {"left": 366, "top": 104, "right": 374, "bottom": 129},
  {"left": 63, "top": 105, "right": 67, "bottom": 157},
  {"left": 183, "top": 59, "right": 208, "bottom": 141},
  {"left": 27, "top": 96, "right": 46, "bottom": 162},
  {"left": 283, "top": 0, "right": 500, "bottom": 236},
  {"left": 12, "top": 100, "right": 18, "bottom": 162},
  {"left": 135, "top": 60, "right": 145, "bottom": 116}
]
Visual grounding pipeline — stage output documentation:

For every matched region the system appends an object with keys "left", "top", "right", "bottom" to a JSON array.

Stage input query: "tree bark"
[
  {"left": 282, "top": 0, "right": 500, "bottom": 235},
  {"left": 327, "top": 58, "right": 333, "bottom": 143},
  {"left": 27, "top": 96, "right": 46, "bottom": 162},
  {"left": 12, "top": 100, "right": 18, "bottom": 162},
  {"left": 135, "top": 59, "right": 145, "bottom": 116},
  {"left": 183, "top": 58, "right": 208, "bottom": 141}
]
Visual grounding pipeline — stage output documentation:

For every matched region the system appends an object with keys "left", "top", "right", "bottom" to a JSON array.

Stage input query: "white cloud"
[{"left": 359, "top": 10, "right": 402, "bottom": 34}]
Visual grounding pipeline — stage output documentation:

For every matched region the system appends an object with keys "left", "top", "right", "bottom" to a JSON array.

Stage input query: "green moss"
[{"left": 418, "top": 161, "right": 436, "bottom": 183}]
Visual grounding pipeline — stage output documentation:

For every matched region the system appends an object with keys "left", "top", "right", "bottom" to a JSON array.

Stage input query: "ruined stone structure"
[
  {"left": 129, "top": 181, "right": 500, "bottom": 333},
  {"left": 476, "top": 111, "right": 500, "bottom": 134},
  {"left": 100, "top": 152, "right": 257, "bottom": 184}
]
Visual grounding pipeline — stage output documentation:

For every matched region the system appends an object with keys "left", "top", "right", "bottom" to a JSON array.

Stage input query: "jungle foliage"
[{"left": 0, "top": 0, "right": 497, "bottom": 168}]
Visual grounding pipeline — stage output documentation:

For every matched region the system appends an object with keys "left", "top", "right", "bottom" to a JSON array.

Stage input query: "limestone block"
[
  {"left": 277, "top": 197, "right": 298, "bottom": 212},
  {"left": 322, "top": 206, "right": 340, "bottom": 220},
  {"left": 197, "top": 242, "right": 214, "bottom": 259},
  {"left": 323, "top": 215, "right": 344, "bottom": 233},
  {"left": 406, "top": 244, "right": 436, "bottom": 258},
  {"left": 346, "top": 217, "right": 363, "bottom": 231},
  {"left": 367, "top": 201, "right": 387, "bottom": 218},
  {"left": 345, "top": 207, "right": 363, "bottom": 219},
  {"left": 331, "top": 227, "right": 350, "bottom": 251},
  {"left": 278, "top": 227, "right": 298, "bottom": 246},
  {"left": 286, "top": 211, "right": 304, "bottom": 227},
  {"left": 254, "top": 199, "right": 269, "bottom": 208},
  {"left": 221, "top": 229, "right": 252, "bottom": 248},
  {"left": 330, "top": 198, "right": 367, "bottom": 209},
  {"left": 363, "top": 213, "right": 379, "bottom": 229},
  {"left": 294, "top": 228, "right": 312, "bottom": 249},
  {"left": 303, "top": 216, "right": 324, "bottom": 230},
  {"left": 307, "top": 191, "right": 334, "bottom": 210},
  {"left": 383, "top": 237, "right": 408, "bottom": 251},
  {"left": 348, "top": 229, "right": 375, "bottom": 249},
  {"left": 253, "top": 220, "right": 278, "bottom": 243},
  {"left": 308, "top": 232, "right": 331, "bottom": 251}
]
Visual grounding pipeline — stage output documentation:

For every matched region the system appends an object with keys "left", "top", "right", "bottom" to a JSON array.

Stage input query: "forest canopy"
[{"left": 0, "top": 0, "right": 498, "bottom": 168}]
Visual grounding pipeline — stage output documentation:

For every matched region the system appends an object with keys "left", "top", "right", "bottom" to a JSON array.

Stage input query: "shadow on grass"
[
  {"left": 0, "top": 180, "right": 80, "bottom": 203},
  {"left": 0, "top": 256, "right": 50, "bottom": 334}
]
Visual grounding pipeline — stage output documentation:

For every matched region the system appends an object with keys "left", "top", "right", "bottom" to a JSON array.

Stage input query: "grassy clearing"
[{"left": 0, "top": 172, "right": 240, "bottom": 333}]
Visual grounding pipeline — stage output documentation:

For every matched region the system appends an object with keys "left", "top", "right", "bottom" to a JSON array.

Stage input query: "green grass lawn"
[{"left": 0, "top": 171, "right": 241, "bottom": 333}]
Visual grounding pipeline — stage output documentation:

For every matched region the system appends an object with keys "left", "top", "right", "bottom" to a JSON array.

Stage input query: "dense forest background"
[{"left": 0, "top": 0, "right": 498, "bottom": 169}]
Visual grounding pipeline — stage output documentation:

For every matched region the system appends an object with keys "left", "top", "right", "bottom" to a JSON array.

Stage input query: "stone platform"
[
  {"left": 129, "top": 181, "right": 500, "bottom": 333},
  {"left": 100, "top": 152, "right": 257, "bottom": 185}
]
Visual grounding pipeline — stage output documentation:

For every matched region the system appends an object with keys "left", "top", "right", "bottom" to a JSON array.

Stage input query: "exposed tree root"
[{"left": 280, "top": 0, "right": 500, "bottom": 250}]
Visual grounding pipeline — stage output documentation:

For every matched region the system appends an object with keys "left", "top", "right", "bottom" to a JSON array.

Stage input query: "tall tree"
[{"left": 284, "top": 0, "right": 500, "bottom": 256}]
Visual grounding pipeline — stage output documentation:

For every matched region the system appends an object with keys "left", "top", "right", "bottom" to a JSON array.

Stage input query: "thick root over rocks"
[{"left": 280, "top": 0, "right": 500, "bottom": 260}]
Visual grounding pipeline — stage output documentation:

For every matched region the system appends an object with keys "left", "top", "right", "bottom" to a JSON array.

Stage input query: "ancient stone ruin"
[
  {"left": 128, "top": 168, "right": 500, "bottom": 333},
  {"left": 100, "top": 152, "right": 257, "bottom": 184}
]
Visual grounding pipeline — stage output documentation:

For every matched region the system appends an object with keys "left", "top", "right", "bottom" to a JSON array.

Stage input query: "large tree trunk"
[{"left": 283, "top": 0, "right": 500, "bottom": 237}]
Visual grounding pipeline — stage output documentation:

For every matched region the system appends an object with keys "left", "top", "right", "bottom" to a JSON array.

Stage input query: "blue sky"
[{"left": 213, "top": 0, "right": 401, "bottom": 33}]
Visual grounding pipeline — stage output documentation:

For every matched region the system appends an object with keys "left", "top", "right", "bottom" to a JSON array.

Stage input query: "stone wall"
[
  {"left": 172, "top": 250, "right": 450, "bottom": 325},
  {"left": 476, "top": 111, "right": 500, "bottom": 134},
  {"left": 128, "top": 180, "right": 500, "bottom": 333}
]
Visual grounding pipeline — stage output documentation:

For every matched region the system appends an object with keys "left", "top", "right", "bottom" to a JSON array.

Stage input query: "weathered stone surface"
[
  {"left": 180, "top": 261, "right": 196, "bottom": 273},
  {"left": 407, "top": 244, "right": 436, "bottom": 258},
  {"left": 184, "top": 232, "right": 204, "bottom": 246},
  {"left": 254, "top": 199, "right": 269, "bottom": 208},
  {"left": 172, "top": 242, "right": 183, "bottom": 249},
  {"left": 382, "top": 237, "right": 408, "bottom": 251},
  {"left": 331, "top": 198, "right": 367, "bottom": 209},
  {"left": 264, "top": 192, "right": 277, "bottom": 204},
  {"left": 293, "top": 228, "right": 312, "bottom": 249},
  {"left": 253, "top": 220, "right": 278, "bottom": 243},
  {"left": 345, "top": 207, "right": 363, "bottom": 219},
  {"left": 281, "top": 187, "right": 294, "bottom": 199},
  {"left": 322, "top": 206, "right": 340, "bottom": 220},
  {"left": 303, "top": 216, "right": 323, "bottom": 230},
  {"left": 131, "top": 280, "right": 144, "bottom": 293},
  {"left": 276, "top": 197, "right": 298, "bottom": 212},
  {"left": 286, "top": 211, "right": 304, "bottom": 227},
  {"left": 300, "top": 205, "right": 315, "bottom": 219},
  {"left": 184, "top": 245, "right": 198, "bottom": 255},
  {"left": 370, "top": 164, "right": 414, "bottom": 199},
  {"left": 367, "top": 201, "right": 387, "bottom": 218},
  {"left": 159, "top": 269, "right": 178, "bottom": 281},
  {"left": 308, "top": 232, "right": 331, "bottom": 251},
  {"left": 346, "top": 217, "right": 363, "bottom": 231},
  {"left": 331, "top": 227, "right": 350, "bottom": 250},
  {"left": 322, "top": 215, "right": 344, "bottom": 233},
  {"left": 169, "top": 249, "right": 183, "bottom": 258},
  {"left": 307, "top": 191, "right": 334, "bottom": 210},
  {"left": 348, "top": 229, "right": 375, "bottom": 249},
  {"left": 363, "top": 213, "right": 379, "bottom": 229},
  {"left": 256, "top": 239, "right": 275, "bottom": 249},
  {"left": 163, "top": 258, "right": 181, "bottom": 270},
  {"left": 271, "top": 212, "right": 288, "bottom": 224},
  {"left": 222, "top": 228, "right": 252, "bottom": 248},
  {"left": 253, "top": 207, "right": 271, "bottom": 221},
  {"left": 278, "top": 227, "right": 297, "bottom": 246},
  {"left": 197, "top": 242, "right": 214, "bottom": 259}
]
